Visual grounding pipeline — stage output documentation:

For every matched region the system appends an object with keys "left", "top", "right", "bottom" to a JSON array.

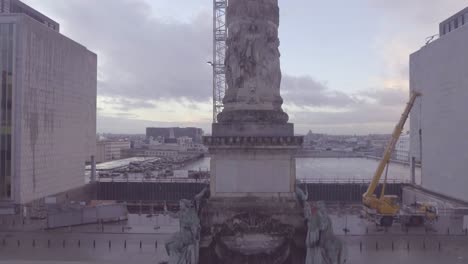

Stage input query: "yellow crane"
[{"left": 362, "top": 92, "right": 421, "bottom": 227}]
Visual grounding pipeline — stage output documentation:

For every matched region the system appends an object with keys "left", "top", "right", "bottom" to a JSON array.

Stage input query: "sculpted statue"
[
  {"left": 316, "top": 202, "right": 347, "bottom": 264},
  {"left": 297, "top": 183, "right": 346, "bottom": 264},
  {"left": 295, "top": 182, "right": 309, "bottom": 206},
  {"left": 218, "top": 0, "right": 288, "bottom": 123},
  {"left": 165, "top": 199, "right": 201, "bottom": 264}
]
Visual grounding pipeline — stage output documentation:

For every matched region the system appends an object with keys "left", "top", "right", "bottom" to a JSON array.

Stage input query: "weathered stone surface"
[
  {"left": 166, "top": 199, "right": 201, "bottom": 264},
  {"left": 218, "top": 110, "right": 289, "bottom": 124},
  {"left": 212, "top": 122, "right": 294, "bottom": 137},
  {"left": 200, "top": 1, "right": 310, "bottom": 262},
  {"left": 199, "top": 197, "right": 306, "bottom": 263},
  {"left": 206, "top": 0, "right": 301, "bottom": 199},
  {"left": 203, "top": 135, "right": 303, "bottom": 147},
  {"left": 209, "top": 149, "right": 297, "bottom": 196},
  {"left": 219, "top": 0, "right": 288, "bottom": 123}
]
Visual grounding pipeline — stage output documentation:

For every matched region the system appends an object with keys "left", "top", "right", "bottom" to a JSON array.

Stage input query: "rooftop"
[{"left": 0, "top": 0, "right": 59, "bottom": 31}]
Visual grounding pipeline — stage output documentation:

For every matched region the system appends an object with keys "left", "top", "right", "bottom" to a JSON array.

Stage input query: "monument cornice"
[{"left": 203, "top": 135, "right": 303, "bottom": 147}]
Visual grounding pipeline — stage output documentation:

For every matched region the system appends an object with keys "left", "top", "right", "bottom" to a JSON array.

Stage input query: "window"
[{"left": 0, "top": 23, "right": 13, "bottom": 200}]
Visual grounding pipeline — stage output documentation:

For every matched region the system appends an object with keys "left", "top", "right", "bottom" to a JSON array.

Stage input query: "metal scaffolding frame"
[{"left": 212, "top": 0, "right": 227, "bottom": 123}]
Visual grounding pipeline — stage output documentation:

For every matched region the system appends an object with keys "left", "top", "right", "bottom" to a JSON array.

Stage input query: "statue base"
[
  {"left": 203, "top": 135, "right": 303, "bottom": 197},
  {"left": 199, "top": 197, "right": 306, "bottom": 264},
  {"left": 217, "top": 110, "right": 289, "bottom": 124}
]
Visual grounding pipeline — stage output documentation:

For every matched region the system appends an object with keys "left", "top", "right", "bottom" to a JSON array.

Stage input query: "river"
[{"left": 183, "top": 157, "right": 421, "bottom": 183}]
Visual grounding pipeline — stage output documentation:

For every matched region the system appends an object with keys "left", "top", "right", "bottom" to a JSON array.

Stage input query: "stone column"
[
  {"left": 217, "top": 0, "right": 288, "bottom": 125},
  {"left": 199, "top": 1, "right": 308, "bottom": 262},
  {"left": 205, "top": 0, "right": 302, "bottom": 198}
]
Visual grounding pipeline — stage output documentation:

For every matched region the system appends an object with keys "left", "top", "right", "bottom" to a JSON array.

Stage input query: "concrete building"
[
  {"left": 96, "top": 141, "right": 130, "bottom": 163},
  {"left": 439, "top": 7, "right": 468, "bottom": 36},
  {"left": 0, "top": 0, "right": 59, "bottom": 31},
  {"left": 0, "top": 1, "right": 97, "bottom": 206},
  {"left": 410, "top": 7, "right": 468, "bottom": 202},
  {"left": 395, "top": 132, "right": 410, "bottom": 162},
  {"left": 146, "top": 127, "right": 204, "bottom": 143}
]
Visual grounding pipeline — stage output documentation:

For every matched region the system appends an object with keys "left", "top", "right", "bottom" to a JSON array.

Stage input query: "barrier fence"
[
  {"left": 96, "top": 181, "right": 406, "bottom": 203},
  {"left": 0, "top": 235, "right": 466, "bottom": 253}
]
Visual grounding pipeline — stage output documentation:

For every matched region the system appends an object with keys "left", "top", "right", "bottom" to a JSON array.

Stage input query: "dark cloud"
[
  {"left": 34, "top": 0, "right": 213, "bottom": 102},
  {"left": 97, "top": 115, "right": 211, "bottom": 134},
  {"left": 287, "top": 87, "right": 410, "bottom": 134},
  {"left": 100, "top": 97, "right": 157, "bottom": 111},
  {"left": 25, "top": 0, "right": 417, "bottom": 135},
  {"left": 281, "top": 75, "right": 356, "bottom": 107},
  {"left": 362, "top": 88, "right": 408, "bottom": 106}
]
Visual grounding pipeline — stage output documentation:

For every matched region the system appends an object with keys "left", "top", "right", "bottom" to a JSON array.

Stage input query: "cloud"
[
  {"left": 286, "top": 87, "right": 409, "bottom": 134},
  {"left": 22, "top": 0, "right": 450, "bottom": 135},
  {"left": 368, "top": 0, "right": 468, "bottom": 24},
  {"left": 361, "top": 88, "right": 408, "bottom": 106},
  {"left": 97, "top": 115, "right": 211, "bottom": 134},
  {"left": 281, "top": 75, "right": 356, "bottom": 108},
  {"left": 368, "top": 0, "right": 468, "bottom": 91},
  {"left": 29, "top": 0, "right": 213, "bottom": 103},
  {"left": 99, "top": 97, "right": 157, "bottom": 111}
]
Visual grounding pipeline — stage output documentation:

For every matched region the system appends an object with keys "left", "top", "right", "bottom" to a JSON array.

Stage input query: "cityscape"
[{"left": 0, "top": 0, "right": 468, "bottom": 264}]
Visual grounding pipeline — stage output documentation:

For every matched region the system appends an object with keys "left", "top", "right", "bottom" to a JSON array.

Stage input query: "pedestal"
[
  {"left": 199, "top": 197, "right": 306, "bottom": 264},
  {"left": 204, "top": 135, "right": 302, "bottom": 197}
]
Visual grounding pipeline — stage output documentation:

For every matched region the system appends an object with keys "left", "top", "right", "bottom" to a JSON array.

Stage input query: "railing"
[
  {"left": 297, "top": 178, "right": 411, "bottom": 184},
  {"left": 98, "top": 178, "right": 209, "bottom": 184},
  {"left": 98, "top": 177, "right": 409, "bottom": 185}
]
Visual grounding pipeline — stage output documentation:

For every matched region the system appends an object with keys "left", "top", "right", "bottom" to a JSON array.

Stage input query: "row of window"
[
  {"left": 441, "top": 12, "right": 468, "bottom": 35},
  {"left": 145, "top": 151, "right": 178, "bottom": 157},
  {"left": 0, "top": 23, "right": 14, "bottom": 200}
]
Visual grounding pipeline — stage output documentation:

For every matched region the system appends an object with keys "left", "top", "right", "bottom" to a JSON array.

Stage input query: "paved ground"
[
  {"left": 0, "top": 210, "right": 467, "bottom": 263},
  {"left": 1, "top": 231, "right": 468, "bottom": 264}
]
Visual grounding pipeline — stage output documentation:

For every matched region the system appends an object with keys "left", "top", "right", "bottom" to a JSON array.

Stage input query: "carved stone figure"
[
  {"left": 302, "top": 200, "right": 347, "bottom": 264},
  {"left": 165, "top": 199, "right": 201, "bottom": 264},
  {"left": 218, "top": 0, "right": 288, "bottom": 123},
  {"left": 317, "top": 202, "right": 347, "bottom": 264},
  {"left": 295, "top": 182, "right": 309, "bottom": 207}
]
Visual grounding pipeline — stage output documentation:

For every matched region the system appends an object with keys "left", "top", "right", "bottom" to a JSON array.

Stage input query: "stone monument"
[
  {"left": 200, "top": 1, "right": 306, "bottom": 263},
  {"left": 189, "top": 0, "right": 345, "bottom": 263},
  {"left": 206, "top": 0, "right": 302, "bottom": 198}
]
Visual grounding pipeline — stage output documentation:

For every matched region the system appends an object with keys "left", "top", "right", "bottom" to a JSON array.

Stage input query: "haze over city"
[{"left": 21, "top": 0, "right": 468, "bottom": 135}]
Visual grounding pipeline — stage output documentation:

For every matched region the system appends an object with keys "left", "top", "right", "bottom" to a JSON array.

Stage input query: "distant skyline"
[{"left": 23, "top": 0, "right": 468, "bottom": 134}]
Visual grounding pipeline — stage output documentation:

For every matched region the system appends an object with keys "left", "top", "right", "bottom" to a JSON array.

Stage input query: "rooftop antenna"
[{"left": 425, "top": 34, "right": 439, "bottom": 45}]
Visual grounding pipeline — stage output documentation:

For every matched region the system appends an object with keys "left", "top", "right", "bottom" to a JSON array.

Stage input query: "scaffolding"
[{"left": 212, "top": 0, "right": 227, "bottom": 123}]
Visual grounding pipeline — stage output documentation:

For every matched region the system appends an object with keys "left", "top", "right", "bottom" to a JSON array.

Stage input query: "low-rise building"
[{"left": 96, "top": 141, "right": 131, "bottom": 163}]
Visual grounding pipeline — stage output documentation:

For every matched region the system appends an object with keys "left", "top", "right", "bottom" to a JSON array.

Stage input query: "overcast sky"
[{"left": 23, "top": 0, "right": 468, "bottom": 135}]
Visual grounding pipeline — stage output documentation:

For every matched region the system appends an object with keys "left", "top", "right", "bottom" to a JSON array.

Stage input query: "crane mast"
[
  {"left": 212, "top": 0, "right": 227, "bottom": 123},
  {"left": 363, "top": 92, "right": 421, "bottom": 200}
]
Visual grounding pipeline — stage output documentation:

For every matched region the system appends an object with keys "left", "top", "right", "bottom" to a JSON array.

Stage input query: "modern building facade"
[
  {"left": 410, "top": 7, "right": 468, "bottom": 202},
  {"left": 0, "top": 0, "right": 59, "bottom": 31},
  {"left": 0, "top": 2, "right": 96, "bottom": 205},
  {"left": 146, "top": 127, "right": 204, "bottom": 143},
  {"left": 395, "top": 133, "right": 410, "bottom": 162},
  {"left": 439, "top": 7, "right": 468, "bottom": 36}
]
